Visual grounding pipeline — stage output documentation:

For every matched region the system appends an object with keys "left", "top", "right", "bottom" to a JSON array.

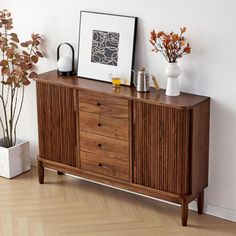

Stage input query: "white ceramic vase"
[
  {"left": 165, "top": 63, "right": 181, "bottom": 96},
  {"left": 0, "top": 139, "right": 31, "bottom": 179}
]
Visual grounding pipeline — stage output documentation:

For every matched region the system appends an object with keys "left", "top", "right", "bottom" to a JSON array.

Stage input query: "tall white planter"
[
  {"left": 165, "top": 63, "right": 181, "bottom": 96},
  {"left": 0, "top": 139, "right": 31, "bottom": 179}
]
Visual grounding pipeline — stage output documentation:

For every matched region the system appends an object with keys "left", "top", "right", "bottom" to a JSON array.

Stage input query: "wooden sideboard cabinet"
[{"left": 36, "top": 71, "right": 210, "bottom": 226}]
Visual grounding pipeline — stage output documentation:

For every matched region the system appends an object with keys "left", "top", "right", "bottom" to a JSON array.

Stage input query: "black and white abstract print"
[{"left": 91, "top": 30, "right": 120, "bottom": 66}]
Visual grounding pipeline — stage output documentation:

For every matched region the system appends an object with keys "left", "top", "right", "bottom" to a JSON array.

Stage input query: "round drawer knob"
[
  {"left": 98, "top": 143, "right": 102, "bottom": 147},
  {"left": 98, "top": 163, "right": 102, "bottom": 167},
  {"left": 97, "top": 102, "right": 101, "bottom": 106},
  {"left": 98, "top": 123, "right": 102, "bottom": 127}
]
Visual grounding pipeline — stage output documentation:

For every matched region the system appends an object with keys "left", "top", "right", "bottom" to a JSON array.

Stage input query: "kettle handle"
[
  {"left": 149, "top": 75, "right": 160, "bottom": 90},
  {"left": 132, "top": 70, "right": 137, "bottom": 87}
]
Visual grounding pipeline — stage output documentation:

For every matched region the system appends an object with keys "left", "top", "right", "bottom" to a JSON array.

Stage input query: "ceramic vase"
[{"left": 165, "top": 63, "right": 181, "bottom": 96}]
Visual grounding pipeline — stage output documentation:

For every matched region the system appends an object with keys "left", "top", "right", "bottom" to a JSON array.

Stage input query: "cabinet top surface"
[{"left": 36, "top": 70, "right": 210, "bottom": 109}]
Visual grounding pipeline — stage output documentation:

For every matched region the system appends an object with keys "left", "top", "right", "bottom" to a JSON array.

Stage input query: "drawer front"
[
  {"left": 80, "top": 111, "right": 129, "bottom": 141},
  {"left": 81, "top": 151, "right": 129, "bottom": 181},
  {"left": 80, "top": 131, "right": 129, "bottom": 162},
  {"left": 79, "top": 91, "right": 129, "bottom": 118}
]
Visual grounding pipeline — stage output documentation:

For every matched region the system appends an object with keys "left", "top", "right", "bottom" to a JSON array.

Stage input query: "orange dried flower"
[
  {"left": 150, "top": 30, "right": 157, "bottom": 43},
  {"left": 150, "top": 27, "right": 191, "bottom": 63}
]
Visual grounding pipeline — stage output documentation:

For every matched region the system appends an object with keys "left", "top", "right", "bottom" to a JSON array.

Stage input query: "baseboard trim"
[
  {"left": 31, "top": 157, "right": 37, "bottom": 166},
  {"left": 31, "top": 157, "right": 236, "bottom": 223},
  {"left": 189, "top": 201, "right": 236, "bottom": 222}
]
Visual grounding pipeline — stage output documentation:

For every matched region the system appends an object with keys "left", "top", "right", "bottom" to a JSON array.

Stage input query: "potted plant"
[
  {"left": 0, "top": 9, "right": 43, "bottom": 178},
  {"left": 150, "top": 27, "right": 191, "bottom": 96}
]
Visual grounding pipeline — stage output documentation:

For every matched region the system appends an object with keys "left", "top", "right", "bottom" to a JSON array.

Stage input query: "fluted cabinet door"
[
  {"left": 133, "top": 102, "right": 190, "bottom": 195},
  {"left": 36, "top": 82, "right": 77, "bottom": 167}
]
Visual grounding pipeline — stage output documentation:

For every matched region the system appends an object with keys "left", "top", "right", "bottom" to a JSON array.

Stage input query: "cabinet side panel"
[
  {"left": 133, "top": 101, "right": 190, "bottom": 195},
  {"left": 36, "top": 82, "right": 76, "bottom": 167},
  {"left": 75, "top": 90, "right": 80, "bottom": 168},
  {"left": 36, "top": 82, "right": 44, "bottom": 159},
  {"left": 59, "top": 86, "right": 77, "bottom": 166},
  {"left": 190, "top": 99, "right": 210, "bottom": 195},
  {"left": 37, "top": 82, "right": 61, "bottom": 163}
]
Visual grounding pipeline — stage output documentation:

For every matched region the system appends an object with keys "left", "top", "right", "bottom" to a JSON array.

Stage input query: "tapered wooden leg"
[
  {"left": 57, "top": 171, "right": 64, "bottom": 175},
  {"left": 181, "top": 197, "right": 188, "bottom": 226},
  {"left": 38, "top": 160, "right": 44, "bottom": 184},
  {"left": 197, "top": 190, "right": 204, "bottom": 215}
]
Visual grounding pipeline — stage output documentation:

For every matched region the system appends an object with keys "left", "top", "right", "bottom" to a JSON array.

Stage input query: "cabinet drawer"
[
  {"left": 80, "top": 131, "right": 129, "bottom": 162},
  {"left": 81, "top": 151, "right": 130, "bottom": 181},
  {"left": 80, "top": 111, "right": 129, "bottom": 141},
  {"left": 79, "top": 91, "right": 129, "bottom": 118}
]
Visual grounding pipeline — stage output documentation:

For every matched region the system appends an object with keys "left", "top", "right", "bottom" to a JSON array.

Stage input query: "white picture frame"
[{"left": 77, "top": 11, "right": 137, "bottom": 86}]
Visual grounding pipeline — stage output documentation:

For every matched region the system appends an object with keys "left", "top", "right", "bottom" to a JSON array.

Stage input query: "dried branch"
[{"left": 150, "top": 27, "right": 191, "bottom": 63}]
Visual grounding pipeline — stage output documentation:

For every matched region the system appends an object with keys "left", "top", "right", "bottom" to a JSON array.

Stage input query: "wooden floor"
[{"left": 0, "top": 168, "right": 235, "bottom": 236}]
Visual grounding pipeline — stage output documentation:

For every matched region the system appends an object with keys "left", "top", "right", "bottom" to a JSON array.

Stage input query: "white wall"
[{"left": 1, "top": 0, "right": 236, "bottom": 222}]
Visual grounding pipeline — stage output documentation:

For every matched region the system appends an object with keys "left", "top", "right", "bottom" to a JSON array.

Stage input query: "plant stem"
[
  {"left": 12, "top": 86, "right": 18, "bottom": 120},
  {"left": 5, "top": 85, "right": 10, "bottom": 106},
  {"left": 0, "top": 94, "right": 10, "bottom": 147},
  {"left": 0, "top": 117, "right": 6, "bottom": 139},
  {"left": 9, "top": 85, "right": 15, "bottom": 147},
  {"left": 13, "top": 85, "right": 25, "bottom": 146}
]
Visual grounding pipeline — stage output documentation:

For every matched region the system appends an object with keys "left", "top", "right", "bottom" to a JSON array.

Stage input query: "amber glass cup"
[{"left": 109, "top": 73, "right": 122, "bottom": 88}]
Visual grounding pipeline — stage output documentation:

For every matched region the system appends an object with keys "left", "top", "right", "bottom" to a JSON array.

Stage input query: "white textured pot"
[
  {"left": 165, "top": 63, "right": 181, "bottom": 96},
  {"left": 0, "top": 139, "right": 31, "bottom": 179}
]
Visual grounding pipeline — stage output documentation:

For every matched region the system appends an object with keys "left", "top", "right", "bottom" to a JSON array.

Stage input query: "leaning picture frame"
[{"left": 77, "top": 11, "right": 138, "bottom": 86}]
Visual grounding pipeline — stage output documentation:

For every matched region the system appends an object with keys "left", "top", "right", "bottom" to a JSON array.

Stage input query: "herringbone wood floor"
[{"left": 0, "top": 167, "right": 235, "bottom": 236}]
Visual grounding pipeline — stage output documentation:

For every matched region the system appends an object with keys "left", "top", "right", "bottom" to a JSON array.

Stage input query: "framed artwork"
[{"left": 77, "top": 11, "right": 137, "bottom": 86}]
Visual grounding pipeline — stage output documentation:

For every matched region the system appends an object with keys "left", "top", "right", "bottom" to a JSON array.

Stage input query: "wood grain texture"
[
  {"left": 36, "top": 82, "right": 77, "bottom": 166},
  {"left": 190, "top": 99, "right": 210, "bottom": 196},
  {"left": 1, "top": 168, "right": 236, "bottom": 236},
  {"left": 133, "top": 101, "right": 190, "bottom": 195},
  {"left": 128, "top": 100, "right": 133, "bottom": 182},
  {"left": 74, "top": 90, "right": 81, "bottom": 168},
  {"left": 35, "top": 70, "right": 209, "bottom": 109},
  {"left": 80, "top": 131, "right": 129, "bottom": 162},
  {"left": 79, "top": 90, "right": 129, "bottom": 118},
  {"left": 39, "top": 157, "right": 187, "bottom": 204},
  {"left": 38, "top": 160, "right": 44, "bottom": 184},
  {"left": 181, "top": 197, "right": 189, "bottom": 226},
  {"left": 36, "top": 72, "right": 210, "bottom": 226},
  {"left": 197, "top": 190, "right": 204, "bottom": 215},
  {"left": 79, "top": 111, "right": 129, "bottom": 141},
  {"left": 81, "top": 151, "right": 130, "bottom": 181}
]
